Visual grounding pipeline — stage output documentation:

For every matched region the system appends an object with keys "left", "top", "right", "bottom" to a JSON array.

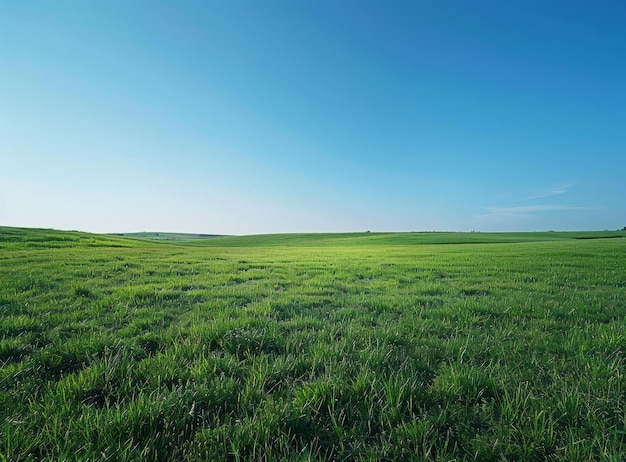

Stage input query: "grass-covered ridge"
[
  {"left": 1, "top": 227, "right": 624, "bottom": 460},
  {"left": 183, "top": 230, "right": 626, "bottom": 247},
  {"left": 0, "top": 227, "right": 139, "bottom": 250},
  {"left": 109, "top": 232, "right": 225, "bottom": 241}
]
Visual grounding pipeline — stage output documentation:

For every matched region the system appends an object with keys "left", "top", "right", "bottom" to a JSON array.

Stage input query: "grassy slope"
[
  {"left": 0, "top": 227, "right": 625, "bottom": 461},
  {"left": 3, "top": 228, "right": 625, "bottom": 250},
  {"left": 180, "top": 230, "right": 626, "bottom": 246},
  {"left": 110, "top": 232, "right": 225, "bottom": 241},
  {"left": 0, "top": 227, "right": 140, "bottom": 249}
]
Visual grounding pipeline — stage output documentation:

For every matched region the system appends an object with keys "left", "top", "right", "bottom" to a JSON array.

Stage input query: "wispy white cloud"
[
  {"left": 522, "top": 183, "right": 573, "bottom": 200},
  {"left": 474, "top": 183, "right": 583, "bottom": 226},
  {"left": 484, "top": 204, "right": 581, "bottom": 218}
]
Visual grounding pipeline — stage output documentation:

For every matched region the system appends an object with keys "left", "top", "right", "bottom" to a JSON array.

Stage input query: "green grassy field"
[{"left": 1, "top": 227, "right": 624, "bottom": 461}]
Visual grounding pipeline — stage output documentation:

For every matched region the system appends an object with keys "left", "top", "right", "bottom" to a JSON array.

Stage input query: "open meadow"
[{"left": 1, "top": 227, "right": 625, "bottom": 461}]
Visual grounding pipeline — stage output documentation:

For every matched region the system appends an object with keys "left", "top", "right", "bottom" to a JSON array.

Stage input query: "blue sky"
[{"left": 1, "top": 1, "right": 624, "bottom": 234}]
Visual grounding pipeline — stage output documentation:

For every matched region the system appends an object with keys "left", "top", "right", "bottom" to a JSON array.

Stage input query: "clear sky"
[{"left": 1, "top": 1, "right": 624, "bottom": 234}]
